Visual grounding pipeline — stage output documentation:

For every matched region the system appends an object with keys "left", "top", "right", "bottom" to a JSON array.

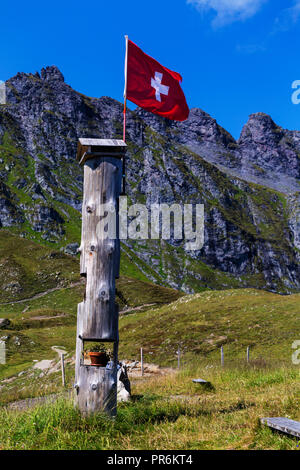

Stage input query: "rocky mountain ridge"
[{"left": 0, "top": 65, "right": 299, "bottom": 294}]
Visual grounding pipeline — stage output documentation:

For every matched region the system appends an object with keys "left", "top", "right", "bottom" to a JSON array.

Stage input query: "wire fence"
[{"left": 121, "top": 343, "right": 294, "bottom": 376}]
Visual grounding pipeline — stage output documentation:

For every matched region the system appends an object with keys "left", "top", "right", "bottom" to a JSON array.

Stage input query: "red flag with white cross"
[{"left": 124, "top": 38, "right": 189, "bottom": 122}]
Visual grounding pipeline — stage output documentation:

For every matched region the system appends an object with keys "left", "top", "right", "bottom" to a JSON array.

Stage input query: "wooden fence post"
[
  {"left": 247, "top": 346, "right": 250, "bottom": 363},
  {"left": 61, "top": 353, "right": 65, "bottom": 387},
  {"left": 177, "top": 347, "right": 180, "bottom": 369},
  {"left": 221, "top": 346, "right": 224, "bottom": 367},
  {"left": 141, "top": 347, "right": 144, "bottom": 376},
  {"left": 74, "top": 139, "right": 126, "bottom": 417}
]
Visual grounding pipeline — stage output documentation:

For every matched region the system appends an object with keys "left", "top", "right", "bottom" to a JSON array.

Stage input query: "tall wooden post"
[{"left": 74, "top": 138, "right": 126, "bottom": 416}]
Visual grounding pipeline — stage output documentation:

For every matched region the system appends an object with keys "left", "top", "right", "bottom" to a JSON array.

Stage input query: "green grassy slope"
[
  {"left": 118, "top": 288, "right": 300, "bottom": 366},
  {"left": 0, "top": 230, "right": 181, "bottom": 304},
  {"left": 0, "top": 287, "right": 299, "bottom": 388},
  {"left": 0, "top": 275, "right": 182, "bottom": 380},
  {"left": 0, "top": 232, "right": 181, "bottom": 388},
  {"left": 0, "top": 231, "right": 80, "bottom": 302},
  {"left": 0, "top": 284, "right": 299, "bottom": 451}
]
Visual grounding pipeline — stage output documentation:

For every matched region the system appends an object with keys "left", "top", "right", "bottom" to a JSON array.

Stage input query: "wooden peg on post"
[{"left": 74, "top": 138, "right": 126, "bottom": 417}]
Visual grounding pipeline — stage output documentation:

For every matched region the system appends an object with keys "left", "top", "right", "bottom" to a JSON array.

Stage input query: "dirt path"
[
  {"left": 0, "top": 284, "right": 156, "bottom": 315},
  {"left": 5, "top": 390, "right": 73, "bottom": 412},
  {"left": 0, "top": 281, "right": 83, "bottom": 306},
  {"left": 119, "top": 303, "right": 156, "bottom": 315},
  {"left": 2, "top": 363, "right": 175, "bottom": 412}
]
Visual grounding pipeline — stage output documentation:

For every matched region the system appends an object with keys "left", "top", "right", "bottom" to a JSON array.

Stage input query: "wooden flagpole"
[
  {"left": 122, "top": 35, "right": 128, "bottom": 194},
  {"left": 123, "top": 35, "right": 128, "bottom": 143}
]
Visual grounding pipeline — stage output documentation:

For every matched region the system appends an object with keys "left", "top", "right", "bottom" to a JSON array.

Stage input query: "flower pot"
[{"left": 89, "top": 351, "right": 109, "bottom": 367}]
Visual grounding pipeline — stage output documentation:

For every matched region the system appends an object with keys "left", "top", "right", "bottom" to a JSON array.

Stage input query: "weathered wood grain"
[
  {"left": 80, "top": 156, "right": 122, "bottom": 340},
  {"left": 75, "top": 365, "right": 117, "bottom": 417},
  {"left": 75, "top": 140, "right": 126, "bottom": 417}
]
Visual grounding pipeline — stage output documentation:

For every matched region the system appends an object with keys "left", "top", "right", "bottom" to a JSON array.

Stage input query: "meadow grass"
[
  {"left": 0, "top": 362, "right": 299, "bottom": 450},
  {"left": 0, "top": 280, "right": 299, "bottom": 450}
]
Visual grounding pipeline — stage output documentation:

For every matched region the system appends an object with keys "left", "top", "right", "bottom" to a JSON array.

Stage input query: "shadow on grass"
[
  {"left": 218, "top": 400, "right": 256, "bottom": 414},
  {"left": 192, "top": 381, "right": 215, "bottom": 392},
  {"left": 130, "top": 394, "right": 144, "bottom": 402}
]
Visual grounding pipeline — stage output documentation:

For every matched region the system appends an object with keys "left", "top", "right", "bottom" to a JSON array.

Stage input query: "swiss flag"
[{"left": 126, "top": 40, "right": 189, "bottom": 121}]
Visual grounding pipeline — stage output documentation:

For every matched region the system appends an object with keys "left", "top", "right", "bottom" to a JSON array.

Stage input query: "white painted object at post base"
[
  {"left": 117, "top": 363, "right": 131, "bottom": 402},
  {"left": 0, "top": 81, "right": 6, "bottom": 105},
  {"left": 0, "top": 341, "right": 5, "bottom": 364}
]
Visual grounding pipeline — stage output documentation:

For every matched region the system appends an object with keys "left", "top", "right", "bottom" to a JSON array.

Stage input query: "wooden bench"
[{"left": 261, "top": 417, "right": 300, "bottom": 438}]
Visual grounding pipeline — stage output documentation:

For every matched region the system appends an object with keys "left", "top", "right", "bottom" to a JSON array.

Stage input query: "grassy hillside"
[
  {"left": 0, "top": 230, "right": 181, "bottom": 303},
  {"left": 0, "top": 285, "right": 299, "bottom": 404},
  {"left": 119, "top": 289, "right": 300, "bottom": 366},
  {"left": 0, "top": 276, "right": 181, "bottom": 382},
  {"left": 0, "top": 230, "right": 80, "bottom": 302},
  {"left": 0, "top": 232, "right": 181, "bottom": 386}
]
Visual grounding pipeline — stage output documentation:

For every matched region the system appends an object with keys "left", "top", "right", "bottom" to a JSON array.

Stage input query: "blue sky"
[{"left": 1, "top": 0, "right": 300, "bottom": 139}]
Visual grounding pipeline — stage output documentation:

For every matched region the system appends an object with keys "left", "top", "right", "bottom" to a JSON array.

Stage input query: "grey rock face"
[
  {"left": 64, "top": 242, "right": 79, "bottom": 255},
  {"left": 0, "top": 66, "right": 299, "bottom": 293},
  {"left": 28, "top": 205, "right": 65, "bottom": 240},
  {"left": 0, "top": 182, "right": 24, "bottom": 227},
  {"left": 239, "top": 113, "right": 300, "bottom": 179},
  {"left": 41, "top": 66, "right": 64, "bottom": 82}
]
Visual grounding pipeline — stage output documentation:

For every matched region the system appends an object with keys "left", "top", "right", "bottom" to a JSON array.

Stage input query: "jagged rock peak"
[
  {"left": 189, "top": 107, "right": 213, "bottom": 118},
  {"left": 239, "top": 112, "right": 283, "bottom": 144},
  {"left": 41, "top": 66, "right": 64, "bottom": 82}
]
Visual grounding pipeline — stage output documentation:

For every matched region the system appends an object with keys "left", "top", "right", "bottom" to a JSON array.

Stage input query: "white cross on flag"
[
  {"left": 151, "top": 72, "right": 169, "bottom": 102},
  {"left": 126, "top": 39, "right": 189, "bottom": 121}
]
